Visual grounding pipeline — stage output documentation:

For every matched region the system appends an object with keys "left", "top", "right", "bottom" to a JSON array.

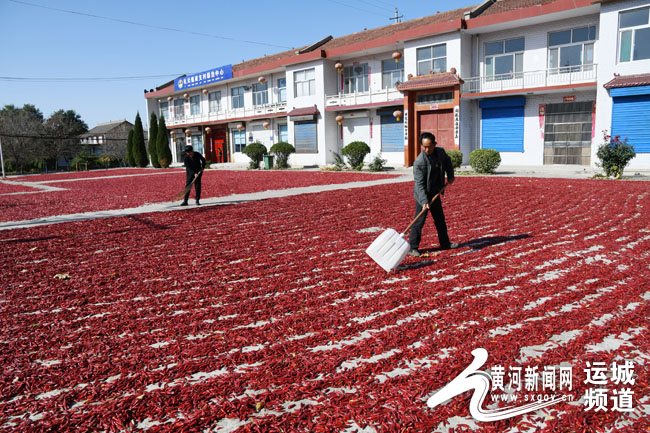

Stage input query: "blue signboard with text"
[{"left": 174, "top": 64, "right": 233, "bottom": 91}]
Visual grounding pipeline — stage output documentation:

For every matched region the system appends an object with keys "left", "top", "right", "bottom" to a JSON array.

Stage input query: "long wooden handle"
[
  {"left": 401, "top": 184, "right": 447, "bottom": 235},
  {"left": 173, "top": 171, "right": 202, "bottom": 200}
]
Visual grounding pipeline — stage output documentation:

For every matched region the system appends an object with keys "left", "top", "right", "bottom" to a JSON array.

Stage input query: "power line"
[
  {"left": 372, "top": 0, "right": 397, "bottom": 8},
  {"left": 7, "top": 0, "right": 292, "bottom": 49},
  {"left": 325, "top": 0, "right": 389, "bottom": 18},
  {"left": 0, "top": 74, "right": 182, "bottom": 83},
  {"left": 351, "top": 0, "right": 394, "bottom": 13}
]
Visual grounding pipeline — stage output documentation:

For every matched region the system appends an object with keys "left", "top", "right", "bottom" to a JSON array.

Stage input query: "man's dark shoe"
[
  {"left": 180, "top": 202, "right": 188, "bottom": 206},
  {"left": 441, "top": 242, "right": 459, "bottom": 250},
  {"left": 409, "top": 249, "right": 421, "bottom": 257},
  {"left": 195, "top": 200, "right": 201, "bottom": 205}
]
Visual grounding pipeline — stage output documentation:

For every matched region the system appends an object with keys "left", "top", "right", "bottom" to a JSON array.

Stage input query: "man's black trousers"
[
  {"left": 183, "top": 172, "right": 202, "bottom": 203},
  {"left": 408, "top": 197, "right": 450, "bottom": 250}
]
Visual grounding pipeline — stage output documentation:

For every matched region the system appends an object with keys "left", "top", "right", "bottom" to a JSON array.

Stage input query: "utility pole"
[
  {"left": 390, "top": 8, "right": 403, "bottom": 24},
  {"left": 0, "top": 136, "right": 5, "bottom": 178}
]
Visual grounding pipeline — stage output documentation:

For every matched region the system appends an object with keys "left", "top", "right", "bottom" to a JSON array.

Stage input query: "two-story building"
[{"left": 144, "top": 0, "right": 650, "bottom": 170}]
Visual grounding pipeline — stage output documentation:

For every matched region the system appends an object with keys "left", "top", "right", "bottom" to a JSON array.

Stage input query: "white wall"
[
  {"left": 595, "top": 0, "right": 650, "bottom": 170},
  {"left": 404, "top": 32, "right": 462, "bottom": 78},
  {"left": 475, "top": 14, "right": 600, "bottom": 77},
  {"left": 286, "top": 60, "right": 327, "bottom": 167}
]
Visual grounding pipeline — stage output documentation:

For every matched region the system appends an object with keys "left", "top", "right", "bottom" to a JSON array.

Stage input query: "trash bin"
[{"left": 263, "top": 154, "right": 274, "bottom": 170}]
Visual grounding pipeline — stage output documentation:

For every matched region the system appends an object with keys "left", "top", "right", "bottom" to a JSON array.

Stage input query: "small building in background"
[{"left": 80, "top": 120, "right": 146, "bottom": 162}]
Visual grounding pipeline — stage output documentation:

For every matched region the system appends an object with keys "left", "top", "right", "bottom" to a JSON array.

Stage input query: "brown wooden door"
[{"left": 418, "top": 109, "right": 454, "bottom": 151}]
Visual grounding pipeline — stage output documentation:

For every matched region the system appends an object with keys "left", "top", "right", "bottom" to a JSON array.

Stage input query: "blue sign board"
[{"left": 174, "top": 64, "right": 233, "bottom": 91}]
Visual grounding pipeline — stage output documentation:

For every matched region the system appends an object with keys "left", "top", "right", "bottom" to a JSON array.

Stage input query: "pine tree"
[
  {"left": 157, "top": 116, "right": 173, "bottom": 168},
  {"left": 148, "top": 112, "right": 160, "bottom": 168},
  {"left": 126, "top": 129, "right": 135, "bottom": 167},
  {"left": 133, "top": 112, "right": 148, "bottom": 167}
]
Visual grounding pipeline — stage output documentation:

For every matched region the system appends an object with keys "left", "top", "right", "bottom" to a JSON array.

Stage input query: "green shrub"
[
  {"left": 270, "top": 142, "right": 295, "bottom": 169},
  {"left": 446, "top": 150, "right": 463, "bottom": 168},
  {"left": 341, "top": 141, "right": 370, "bottom": 170},
  {"left": 368, "top": 154, "right": 387, "bottom": 172},
  {"left": 242, "top": 141, "right": 267, "bottom": 169},
  {"left": 596, "top": 131, "right": 636, "bottom": 179},
  {"left": 469, "top": 148, "right": 501, "bottom": 174},
  {"left": 330, "top": 151, "right": 346, "bottom": 171}
]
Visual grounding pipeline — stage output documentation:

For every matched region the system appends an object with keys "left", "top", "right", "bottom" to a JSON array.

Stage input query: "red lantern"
[
  {"left": 263, "top": 121, "right": 270, "bottom": 130},
  {"left": 185, "top": 129, "right": 191, "bottom": 137},
  {"left": 392, "top": 51, "right": 402, "bottom": 63},
  {"left": 170, "top": 130, "right": 175, "bottom": 136},
  {"left": 258, "top": 76, "right": 266, "bottom": 84},
  {"left": 184, "top": 93, "right": 189, "bottom": 100},
  {"left": 205, "top": 127, "right": 212, "bottom": 135},
  {"left": 237, "top": 123, "right": 244, "bottom": 131},
  {"left": 202, "top": 89, "right": 208, "bottom": 95},
  {"left": 336, "top": 115, "right": 344, "bottom": 125},
  {"left": 167, "top": 96, "right": 172, "bottom": 102},
  {"left": 335, "top": 62, "right": 343, "bottom": 72},
  {"left": 393, "top": 110, "right": 403, "bottom": 121}
]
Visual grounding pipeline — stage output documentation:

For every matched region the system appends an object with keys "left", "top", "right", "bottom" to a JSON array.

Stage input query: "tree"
[
  {"left": 156, "top": 115, "right": 172, "bottom": 168},
  {"left": 126, "top": 129, "right": 135, "bottom": 167},
  {"left": 44, "top": 109, "right": 88, "bottom": 170},
  {"left": 132, "top": 112, "right": 148, "bottom": 167},
  {"left": 148, "top": 112, "right": 160, "bottom": 168},
  {"left": 0, "top": 104, "right": 44, "bottom": 173}
]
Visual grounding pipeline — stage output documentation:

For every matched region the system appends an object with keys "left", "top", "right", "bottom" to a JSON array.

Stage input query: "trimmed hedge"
[
  {"left": 341, "top": 141, "right": 370, "bottom": 170},
  {"left": 242, "top": 142, "right": 267, "bottom": 169},
  {"left": 270, "top": 142, "right": 295, "bottom": 169},
  {"left": 469, "top": 149, "right": 501, "bottom": 174},
  {"left": 446, "top": 150, "right": 463, "bottom": 168}
]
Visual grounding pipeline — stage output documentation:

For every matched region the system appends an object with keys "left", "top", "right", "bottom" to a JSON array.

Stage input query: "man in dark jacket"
[
  {"left": 409, "top": 132, "right": 458, "bottom": 257},
  {"left": 181, "top": 145, "right": 206, "bottom": 206}
]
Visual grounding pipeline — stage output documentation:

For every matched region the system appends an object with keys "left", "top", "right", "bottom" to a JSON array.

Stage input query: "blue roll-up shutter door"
[
  {"left": 611, "top": 85, "right": 650, "bottom": 153},
  {"left": 294, "top": 122, "right": 317, "bottom": 153},
  {"left": 479, "top": 96, "right": 525, "bottom": 152},
  {"left": 380, "top": 115, "right": 403, "bottom": 152}
]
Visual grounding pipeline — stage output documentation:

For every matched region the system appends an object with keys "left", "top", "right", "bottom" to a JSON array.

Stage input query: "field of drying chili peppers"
[
  {"left": 0, "top": 169, "right": 397, "bottom": 223},
  {"left": 1, "top": 176, "right": 649, "bottom": 432}
]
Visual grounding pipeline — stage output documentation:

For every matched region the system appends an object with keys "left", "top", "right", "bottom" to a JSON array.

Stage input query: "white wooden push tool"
[{"left": 366, "top": 185, "right": 447, "bottom": 272}]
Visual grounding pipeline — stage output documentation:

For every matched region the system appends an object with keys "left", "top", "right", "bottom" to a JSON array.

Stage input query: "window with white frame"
[
  {"left": 548, "top": 26, "right": 596, "bottom": 73},
  {"left": 233, "top": 129, "right": 246, "bottom": 152},
  {"left": 160, "top": 101, "right": 169, "bottom": 120},
  {"left": 382, "top": 58, "right": 404, "bottom": 88},
  {"left": 209, "top": 91, "right": 221, "bottom": 112},
  {"left": 485, "top": 37, "right": 524, "bottom": 80},
  {"left": 343, "top": 64, "right": 369, "bottom": 93},
  {"left": 619, "top": 7, "right": 650, "bottom": 62},
  {"left": 232, "top": 86, "right": 245, "bottom": 109},
  {"left": 277, "top": 78, "right": 286, "bottom": 102},
  {"left": 294, "top": 68, "right": 315, "bottom": 97},
  {"left": 190, "top": 95, "right": 201, "bottom": 115},
  {"left": 253, "top": 82, "right": 268, "bottom": 106},
  {"left": 278, "top": 124, "right": 288, "bottom": 143},
  {"left": 417, "top": 43, "right": 446, "bottom": 76},
  {"left": 174, "top": 99, "right": 184, "bottom": 118}
]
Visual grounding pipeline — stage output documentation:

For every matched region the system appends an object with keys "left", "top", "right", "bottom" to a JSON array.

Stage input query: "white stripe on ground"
[{"left": 0, "top": 175, "right": 411, "bottom": 231}]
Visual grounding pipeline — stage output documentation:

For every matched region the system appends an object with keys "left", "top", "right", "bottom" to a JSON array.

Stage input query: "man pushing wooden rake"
[
  {"left": 367, "top": 132, "right": 458, "bottom": 272},
  {"left": 175, "top": 145, "right": 206, "bottom": 206}
]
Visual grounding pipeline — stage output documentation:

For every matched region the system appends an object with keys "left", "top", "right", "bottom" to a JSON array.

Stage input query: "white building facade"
[{"left": 144, "top": 0, "right": 650, "bottom": 170}]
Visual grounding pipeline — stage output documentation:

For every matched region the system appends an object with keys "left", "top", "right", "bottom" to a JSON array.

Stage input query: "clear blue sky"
[{"left": 0, "top": 0, "right": 477, "bottom": 129}]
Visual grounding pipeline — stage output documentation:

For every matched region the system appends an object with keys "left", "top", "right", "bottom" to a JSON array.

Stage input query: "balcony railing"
[
  {"left": 165, "top": 102, "right": 287, "bottom": 127},
  {"left": 461, "top": 64, "right": 597, "bottom": 95},
  {"left": 325, "top": 87, "right": 403, "bottom": 108}
]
